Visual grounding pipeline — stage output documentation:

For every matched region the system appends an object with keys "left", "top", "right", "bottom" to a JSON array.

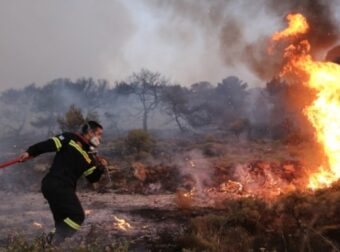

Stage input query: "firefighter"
[{"left": 18, "top": 121, "right": 106, "bottom": 244}]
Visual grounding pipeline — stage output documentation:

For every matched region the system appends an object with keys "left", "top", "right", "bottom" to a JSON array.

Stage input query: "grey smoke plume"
[
  {"left": 175, "top": 150, "right": 213, "bottom": 193},
  {"left": 141, "top": 0, "right": 340, "bottom": 80},
  {"left": 1, "top": 1, "right": 338, "bottom": 90},
  {"left": 0, "top": 0, "right": 135, "bottom": 90}
]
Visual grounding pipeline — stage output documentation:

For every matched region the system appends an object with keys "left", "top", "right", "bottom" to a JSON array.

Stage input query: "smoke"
[
  {"left": 271, "top": 0, "right": 339, "bottom": 52},
  {"left": 141, "top": 0, "right": 340, "bottom": 80},
  {"left": 1, "top": 1, "right": 338, "bottom": 90},
  {"left": 0, "top": 0, "right": 135, "bottom": 90},
  {"left": 174, "top": 150, "right": 213, "bottom": 193},
  {"left": 245, "top": 87, "right": 273, "bottom": 127}
]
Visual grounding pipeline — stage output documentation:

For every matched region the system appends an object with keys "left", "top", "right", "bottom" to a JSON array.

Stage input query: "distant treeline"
[{"left": 0, "top": 69, "right": 313, "bottom": 141}]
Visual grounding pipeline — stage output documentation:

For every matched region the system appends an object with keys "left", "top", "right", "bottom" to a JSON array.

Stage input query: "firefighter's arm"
[
  {"left": 26, "top": 134, "right": 66, "bottom": 157},
  {"left": 83, "top": 158, "right": 106, "bottom": 183}
]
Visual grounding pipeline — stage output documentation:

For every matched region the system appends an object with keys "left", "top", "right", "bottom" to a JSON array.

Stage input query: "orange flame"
[
  {"left": 33, "top": 222, "right": 43, "bottom": 228},
  {"left": 113, "top": 215, "right": 132, "bottom": 231},
  {"left": 85, "top": 209, "right": 93, "bottom": 216},
  {"left": 272, "top": 13, "right": 340, "bottom": 189},
  {"left": 272, "top": 13, "right": 309, "bottom": 41}
]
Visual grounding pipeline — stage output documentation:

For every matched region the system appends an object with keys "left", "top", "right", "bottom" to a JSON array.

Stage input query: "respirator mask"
[{"left": 90, "top": 136, "right": 100, "bottom": 147}]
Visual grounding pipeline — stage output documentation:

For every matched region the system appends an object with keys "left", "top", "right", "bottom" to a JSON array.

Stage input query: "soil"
[{"left": 0, "top": 191, "right": 220, "bottom": 251}]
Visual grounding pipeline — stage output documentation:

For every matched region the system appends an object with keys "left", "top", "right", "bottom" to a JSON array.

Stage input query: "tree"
[
  {"left": 72, "top": 78, "right": 110, "bottom": 110},
  {"left": 31, "top": 115, "right": 57, "bottom": 136},
  {"left": 177, "top": 77, "right": 249, "bottom": 130},
  {"left": 124, "top": 129, "right": 153, "bottom": 154},
  {"left": 213, "top": 76, "right": 248, "bottom": 126},
  {"left": 0, "top": 84, "right": 37, "bottom": 138},
  {"left": 57, "top": 104, "right": 100, "bottom": 132},
  {"left": 127, "top": 69, "right": 168, "bottom": 131},
  {"left": 57, "top": 105, "right": 85, "bottom": 132},
  {"left": 266, "top": 78, "right": 315, "bottom": 140},
  {"left": 31, "top": 79, "right": 73, "bottom": 134},
  {"left": 161, "top": 85, "right": 189, "bottom": 132},
  {"left": 183, "top": 81, "right": 214, "bottom": 129}
]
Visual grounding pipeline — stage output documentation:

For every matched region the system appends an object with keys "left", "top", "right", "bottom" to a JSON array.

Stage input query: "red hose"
[{"left": 0, "top": 157, "right": 29, "bottom": 169}]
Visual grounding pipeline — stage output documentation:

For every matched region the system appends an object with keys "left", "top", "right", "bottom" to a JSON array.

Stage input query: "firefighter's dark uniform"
[{"left": 26, "top": 132, "right": 104, "bottom": 241}]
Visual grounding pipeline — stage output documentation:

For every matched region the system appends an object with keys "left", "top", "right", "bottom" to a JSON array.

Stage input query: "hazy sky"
[{"left": 0, "top": 0, "right": 339, "bottom": 91}]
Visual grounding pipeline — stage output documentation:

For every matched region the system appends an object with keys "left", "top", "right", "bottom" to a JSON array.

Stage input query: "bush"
[
  {"left": 229, "top": 118, "right": 250, "bottom": 139},
  {"left": 179, "top": 183, "right": 340, "bottom": 251},
  {"left": 57, "top": 105, "right": 99, "bottom": 132},
  {"left": 202, "top": 143, "right": 224, "bottom": 157},
  {"left": 178, "top": 215, "right": 253, "bottom": 251},
  {"left": 124, "top": 129, "right": 154, "bottom": 155},
  {"left": 57, "top": 104, "right": 85, "bottom": 132}
]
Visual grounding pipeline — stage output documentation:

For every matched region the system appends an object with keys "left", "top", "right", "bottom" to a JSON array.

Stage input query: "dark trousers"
[{"left": 41, "top": 177, "right": 85, "bottom": 243}]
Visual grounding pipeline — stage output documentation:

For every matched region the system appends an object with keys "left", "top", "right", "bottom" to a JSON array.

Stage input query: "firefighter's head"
[{"left": 81, "top": 121, "right": 103, "bottom": 147}]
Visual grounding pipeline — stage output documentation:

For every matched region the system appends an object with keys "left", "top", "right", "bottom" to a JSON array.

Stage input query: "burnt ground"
[
  {"left": 0, "top": 139, "right": 331, "bottom": 251},
  {"left": 0, "top": 191, "right": 222, "bottom": 251}
]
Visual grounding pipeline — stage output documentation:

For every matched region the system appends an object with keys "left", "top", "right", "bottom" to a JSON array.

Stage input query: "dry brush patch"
[{"left": 178, "top": 181, "right": 340, "bottom": 252}]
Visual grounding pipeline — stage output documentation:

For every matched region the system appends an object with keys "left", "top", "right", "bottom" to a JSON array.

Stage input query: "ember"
[
  {"left": 113, "top": 215, "right": 132, "bottom": 231},
  {"left": 32, "top": 222, "right": 43, "bottom": 228},
  {"left": 219, "top": 180, "right": 243, "bottom": 194},
  {"left": 175, "top": 189, "right": 194, "bottom": 209},
  {"left": 85, "top": 209, "right": 93, "bottom": 216}
]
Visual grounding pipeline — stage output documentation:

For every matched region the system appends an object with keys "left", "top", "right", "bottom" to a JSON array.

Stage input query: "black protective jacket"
[{"left": 27, "top": 132, "right": 104, "bottom": 190}]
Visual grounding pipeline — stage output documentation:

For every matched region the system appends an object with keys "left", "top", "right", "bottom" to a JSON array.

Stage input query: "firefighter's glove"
[{"left": 18, "top": 152, "right": 30, "bottom": 162}]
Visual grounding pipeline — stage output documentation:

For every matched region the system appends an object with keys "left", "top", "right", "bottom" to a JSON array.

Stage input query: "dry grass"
[{"left": 179, "top": 181, "right": 340, "bottom": 251}]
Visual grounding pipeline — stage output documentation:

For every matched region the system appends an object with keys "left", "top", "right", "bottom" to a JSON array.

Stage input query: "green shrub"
[
  {"left": 124, "top": 129, "right": 154, "bottom": 155},
  {"left": 57, "top": 104, "right": 85, "bottom": 132},
  {"left": 57, "top": 105, "right": 99, "bottom": 132}
]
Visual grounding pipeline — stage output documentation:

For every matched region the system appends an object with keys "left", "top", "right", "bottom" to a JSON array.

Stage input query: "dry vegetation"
[
  {"left": 179, "top": 183, "right": 340, "bottom": 251},
  {"left": 0, "top": 129, "right": 339, "bottom": 251}
]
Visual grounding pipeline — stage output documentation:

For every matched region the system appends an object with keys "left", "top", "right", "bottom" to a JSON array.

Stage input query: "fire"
[
  {"left": 32, "top": 222, "right": 43, "bottom": 228},
  {"left": 305, "top": 60, "right": 340, "bottom": 189},
  {"left": 272, "top": 13, "right": 309, "bottom": 42},
  {"left": 183, "top": 187, "right": 195, "bottom": 198},
  {"left": 85, "top": 209, "right": 93, "bottom": 215},
  {"left": 113, "top": 215, "right": 132, "bottom": 231},
  {"left": 271, "top": 13, "right": 340, "bottom": 189},
  {"left": 219, "top": 180, "right": 243, "bottom": 193}
]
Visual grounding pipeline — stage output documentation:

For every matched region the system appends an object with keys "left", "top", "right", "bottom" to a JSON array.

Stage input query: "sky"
[{"left": 0, "top": 0, "right": 339, "bottom": 91}]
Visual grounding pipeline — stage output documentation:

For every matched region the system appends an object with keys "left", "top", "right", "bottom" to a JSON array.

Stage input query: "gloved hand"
[
  {"left": 97, "top": 156, "right": 108, "bottom": 166},
  {"left": 18, "top": 152, "right": 30, "bottom": 162}
]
